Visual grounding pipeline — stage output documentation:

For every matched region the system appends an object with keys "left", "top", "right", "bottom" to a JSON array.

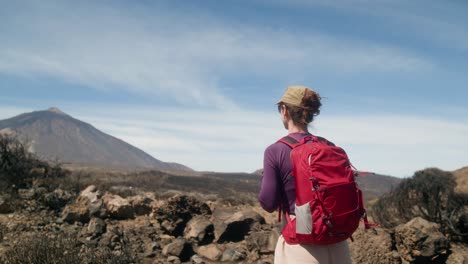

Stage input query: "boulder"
[
  {"left": 42, "top": 188, "right": 74, "bottom": 210},
  {"left": 212, "top": 208, "right": 265, "bottom": 243},
  {"left": 183, "top": 215, "right": 214, "bottom": 244},
  {"left": 87, "top": 217, "right": 106, "bottom": 235},
  {"left": 61, "top": 203, "right": 90, "bottom": 223},
  {"left": 156, "top": 195, "right": 211, "bottom": 237},
  {"left": 167, "top": 256, "right": 181, "bottom": 264},
  {"left": 191, "top": 254, "right": 205, "bottom": 264},
  {"left": 78, "top": 186, "right": 108, "bottom": 218},
  {"left": 88, "top": 198, "right": 108, "bottom": 218},
  {"left": 395, "top": 217, "right": 449, "bottom": 263},
  {"left": 130, "top": 195, "right": 153, "bottom": 216},
  {"left": 103, "top": 194, "right": 134, "bottom": 220},
  {"left": 162, "top": 238, "right": 186, "bottom": 257},
  {"left": 246, "top": 230, "right": 278, "bottom": 254},
  {"left": 349, "top": 226, "right": 400, "bottom": 264},
  {"left": 98, "top": 225, "right": 125, "bottom": 250},
  {"left": 158, "top": 234, "right": 177, "bottom": 250},
  {"left": 0, "top": 196, "right": 12, "bottom": 214},
  {"left": 446, "top": 243, "right": 468, "bottom": 264},
  {"left": 162, "top": 238, "right": 193, "bottom": 262},
  {"left": 221, "top": 246, "right": 247, "bottom": 262},
  {"left": 61, "top": 185, "right": 107, "bottom": 223},
  {"left": 80, "top": 185, "right": 100, "bottom": 201},
  {"left": 157, "top": 195, "right": 211, "bottom": 221},
  {"left": 161, "top": 218, "right": 186, "bottom": 236},
  {"left": 144, "top": 242, "right": 160, "bottom": 258},
  {"left": 196, "top": 244, "right": 222, "bottom": 261}
]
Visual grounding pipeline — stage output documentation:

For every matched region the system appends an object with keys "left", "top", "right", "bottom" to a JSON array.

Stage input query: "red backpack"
[{"left": 278, "top": 135, "right": 374, "bottom": 245}]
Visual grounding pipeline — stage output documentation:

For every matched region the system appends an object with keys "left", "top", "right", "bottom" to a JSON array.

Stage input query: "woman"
[{"left": 259, "top": 86, "right": 352, "bottom": 264}]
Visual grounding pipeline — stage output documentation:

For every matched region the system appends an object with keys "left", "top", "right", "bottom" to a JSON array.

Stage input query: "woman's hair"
[{"left": 283, "top": 89, "right": 322, "bottom": 125}]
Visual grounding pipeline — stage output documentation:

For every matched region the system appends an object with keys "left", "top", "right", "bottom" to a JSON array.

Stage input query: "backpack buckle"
[{"left": 309, "top": 177, "right": 320, "bottom": 191}]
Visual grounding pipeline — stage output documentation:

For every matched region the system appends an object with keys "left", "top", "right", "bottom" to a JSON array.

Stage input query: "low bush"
[
  {"left": 2, "top": 233, "right": 81, "bottom": 264},
  {"left": 0, "top": 135, "right": 68, "bottom": 192},
  {"left": 2, "top": 232, "right": 135, "bottom": 264},
  {"left": 372, "top": 168, "right": 468, "bottom": 240}
]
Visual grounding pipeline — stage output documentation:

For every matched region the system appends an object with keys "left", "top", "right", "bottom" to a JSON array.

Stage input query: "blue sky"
[{"left": 0, "top": 0, "right": 467, "bottom": 177}]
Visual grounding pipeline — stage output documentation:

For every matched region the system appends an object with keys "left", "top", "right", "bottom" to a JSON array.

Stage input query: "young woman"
[{"left": 258, "top": 86, "right": 352, "bottom": 264}]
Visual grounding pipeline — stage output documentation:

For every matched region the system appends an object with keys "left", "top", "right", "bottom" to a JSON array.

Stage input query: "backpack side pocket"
[{"left": 295, "top": 202, "right": 312, "bottom": 234}]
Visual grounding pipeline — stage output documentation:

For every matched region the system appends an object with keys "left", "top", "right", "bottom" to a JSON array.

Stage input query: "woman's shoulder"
[
  {"left": 265, "top": 141, "right": 285, "bottom": 153},
  {"left": 264, "top": 139, "right": 292, "bottom": 157}
]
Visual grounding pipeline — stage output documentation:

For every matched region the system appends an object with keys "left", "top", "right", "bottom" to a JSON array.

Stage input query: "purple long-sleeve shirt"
[{"left": 258, "top": 132, "right": 311, "bottom": 214}]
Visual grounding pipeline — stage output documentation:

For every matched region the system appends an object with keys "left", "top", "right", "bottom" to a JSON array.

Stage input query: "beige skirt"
[{"left": 274, "top": 235, "right": 352, "bottom": 264}]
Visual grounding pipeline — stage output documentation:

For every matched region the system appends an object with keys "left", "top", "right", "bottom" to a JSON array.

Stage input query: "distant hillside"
[
  {"left": 453, "top": 166, "right": 468, "bottom": 193},
  {"left": 252, "top": 169, "right": 263, "bottom": 176},
  {"left": 355, "top": 173, "right": 402, "bottom": 201},
  {"left": 253, "top": 168, "right": 401, "bottom": 201},
  {"left": 0, "top": 107, "right": 191, "bottom": 172}
]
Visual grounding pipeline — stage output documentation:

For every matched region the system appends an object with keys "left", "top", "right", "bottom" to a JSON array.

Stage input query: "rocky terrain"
[
  {"left": 0, "top": 177, "right": 466, "bottom": 264},
  {"left": 0, "top": 184, "right": 277, "bottom": 264}
]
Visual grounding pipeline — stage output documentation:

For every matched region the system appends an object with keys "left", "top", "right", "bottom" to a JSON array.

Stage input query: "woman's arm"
[{"left": 258, "top": 145, "right": 280, "bottom": 213}]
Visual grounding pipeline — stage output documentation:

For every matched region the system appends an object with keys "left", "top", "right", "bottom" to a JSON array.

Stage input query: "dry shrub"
[
  {"left": 0, "top": 135, "right": 69, "bottom": 192},
  {"left": 81, "top": 247, "right": 135, "bottom": 264},
  {"left": 371, "top": 168, "right": 468, "bottom": 240},
  {"left": 2, "top": 233, "right": 81, "bottom": 264},
  {"left": 2, "top": 232, "right": 135, "bottom": 264}
]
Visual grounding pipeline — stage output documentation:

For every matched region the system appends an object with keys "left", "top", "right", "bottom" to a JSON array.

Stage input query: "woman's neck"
[{"left": 287, "top": 122, "right": 309, "bottom": 134}]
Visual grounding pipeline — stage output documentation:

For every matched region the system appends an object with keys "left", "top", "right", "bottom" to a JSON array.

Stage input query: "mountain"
[
  {"left": 0, "top": 107, "right": 192, "bottom": 172},
  {"left": 355, "top": 173, "right": 401, "bottom": 201}
]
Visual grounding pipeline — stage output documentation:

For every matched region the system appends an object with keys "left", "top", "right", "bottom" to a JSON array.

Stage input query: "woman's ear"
[
  {"left": 281, "top": 107, "right": 289, "bottom": 129},
  {"left": 281, "top": 106, "right": 288, "bottom": 118}
]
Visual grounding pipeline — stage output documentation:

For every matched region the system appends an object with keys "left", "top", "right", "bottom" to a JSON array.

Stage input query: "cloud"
[
  {"left": 0, "top": 0, "right": 435, "bottom": 108},
  {"left": 267, "top": 0, "right": 468, "bottom": 52}
]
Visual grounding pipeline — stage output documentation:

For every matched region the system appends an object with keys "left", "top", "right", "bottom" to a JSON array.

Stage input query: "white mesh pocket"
[{"left": 295, "top": 202, "right": 312, "bottom": 234}]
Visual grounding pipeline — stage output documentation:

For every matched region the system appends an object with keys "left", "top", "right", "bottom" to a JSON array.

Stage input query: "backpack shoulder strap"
[
  {"left": 277, "top": 136, "right": 300, "bottom": 149},
  {"left": 313, "top": 135, "right": 336, "bottom": 146},
  {"left": 277, "top": 135, "right": 313, "bottom": 149}
]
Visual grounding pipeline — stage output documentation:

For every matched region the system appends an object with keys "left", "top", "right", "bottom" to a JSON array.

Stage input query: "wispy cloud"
[
  {"left": 267, "top": 0, "right": 468, "bottom": 52},
  {"left": 0, "top": 0, "right": 434, "bottom": 108}
]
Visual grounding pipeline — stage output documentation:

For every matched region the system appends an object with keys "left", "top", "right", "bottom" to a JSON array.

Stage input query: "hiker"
[{"left": 259, "top": 86, "right": 352, "bottom": 264}]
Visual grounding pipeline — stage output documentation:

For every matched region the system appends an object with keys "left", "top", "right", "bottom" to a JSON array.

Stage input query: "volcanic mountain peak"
[{"left": 47, "top": 107, "right": 67, "bottom": 115}]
